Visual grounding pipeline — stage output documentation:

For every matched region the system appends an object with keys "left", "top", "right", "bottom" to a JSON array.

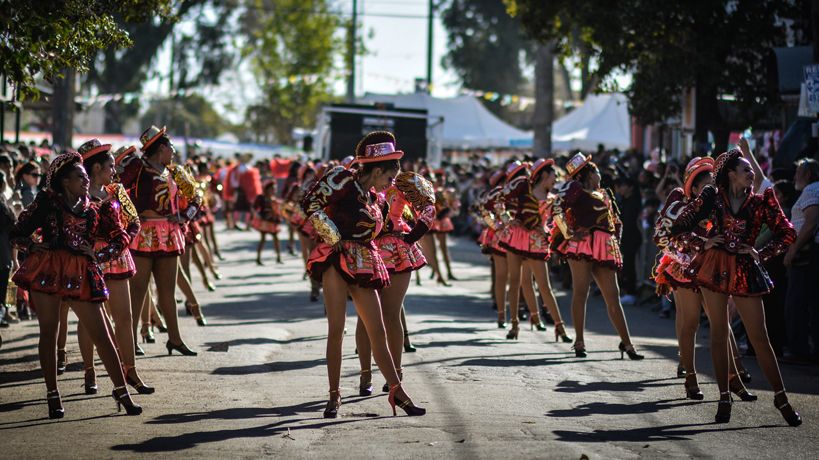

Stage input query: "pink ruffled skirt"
[
  {"left": 307, "top": 240, "right": 390, "bottom": 289},
  {"left": 555, "top": 230, "right": 623, "bottom": 270},
  {"left": 376, "top": 234, "right": 426, "bottom": 274},
  {"left": 497, "top": 223, "right": 550, "bottom": 260},
  {"left": 130, "top": 219, "right": 185, "bottom": 258}
]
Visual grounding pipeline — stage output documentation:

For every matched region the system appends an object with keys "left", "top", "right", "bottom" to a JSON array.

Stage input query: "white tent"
[
  {"left": 552, "top": 93, "right": 631, "bottom": 151},
  {"left": 359, "top": 93, "right": 532, "bottom": 149}
]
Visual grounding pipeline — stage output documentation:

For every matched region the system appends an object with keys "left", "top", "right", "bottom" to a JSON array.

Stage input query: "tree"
[
  {"left": 86, "top": 0, "right": 238, "bottom": 132},
  {"left": 0, "top": 0, "right": 173, "bottom": 97},
  {"left": 507, "top": 0, "right": 804, "bottom": 153},
  {"left": 241, "top": 0, "right": 341, "bottom": 145},
  {"left": 140, "top": 93, "right": 231, "bottom": 139}
]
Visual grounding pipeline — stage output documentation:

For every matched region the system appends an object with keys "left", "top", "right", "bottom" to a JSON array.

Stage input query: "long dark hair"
[{"left": 82, "top": 151, "right": 113, "bottom": 177}]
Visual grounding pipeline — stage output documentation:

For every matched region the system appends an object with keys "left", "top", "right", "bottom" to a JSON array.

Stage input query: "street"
[{"left": 1, "top": 227, "right": 818, "bottom": 459}]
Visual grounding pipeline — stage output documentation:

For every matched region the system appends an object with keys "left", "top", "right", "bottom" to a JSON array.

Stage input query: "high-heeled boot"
[
  {"left": 729, "top": 375, "right": 757, "bottom": 401},
  {"left": 506, "top": 320, "right": 519, "bottom": 340},
  {"left": 46, "top": 389, "right": 64, "bottom": 419},
  {"left": 83, "top": 367, "right": 98, "bottom": 395},
  {"left": 618, "top": 342, "right": 644, "bottom": 360},
  {"left": 715, "top": 391, "right": 732, "bottom": 423}
]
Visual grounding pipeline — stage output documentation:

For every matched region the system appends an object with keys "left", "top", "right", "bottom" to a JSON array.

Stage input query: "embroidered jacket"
[
  {"left": 381, "top": 171, "right": 436, "bottom": 242},
  {"left": 670, "top": 185, "right": 795, "bottom": 263},
  {"left": 253, "top": 195, "right": 284, "bottom": 223},
  {"left": 10, "top": 190, "right": 128, "bottom": 263},
  {"left": 497, "top": 175, "right": 542, "bottom": 230},
  {"left": 120, "top": 159, "right": 203, "bottom": 220},
  {"left": 301, "top": 166, "right": 384, "bottom": 246},
  {"left": 552, "top": 180, "right": 622, "bottom": 240}
]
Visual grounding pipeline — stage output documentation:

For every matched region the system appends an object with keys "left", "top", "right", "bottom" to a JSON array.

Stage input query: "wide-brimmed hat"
[
  {"left": 139, "top": 125, "right": 168, "bottom": 152},
  {"left": 46, "top": 151, "right": 82, "bottom": 190},
  {"left": 505, "top": 160, "right": 529, "bottom": 181},
  {"left": 530, "top": 158, "right": 555, "bottom": 181},
  {"left": 355, "top": 131, "right": 404, "bottom": 164},
  {"left": 77, "top": 139, "right": 112, "bottom": 161},
  {"left": 113, "top": 145, "right": 137, "bottom": 166},
  {"left": 714, "top": 148, "right": 742, "bottom": 179},
  {"left": 341, "top": 155, "right": 355, "bottom": 169},
  {"left": 566, "top": 153, "right": 592, "bottom": 178},
  {"left": 683, "top": 157, "right": 715, "bottom": 197}
]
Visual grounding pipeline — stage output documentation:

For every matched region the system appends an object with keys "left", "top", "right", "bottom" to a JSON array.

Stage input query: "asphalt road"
[{"left": 1, "top": 226, "right": 818, "bottom": 459}]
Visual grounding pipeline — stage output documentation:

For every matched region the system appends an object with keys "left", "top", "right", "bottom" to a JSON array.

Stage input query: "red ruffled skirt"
[
  {"left": 130, "top": 219, "right": 185, "bottom": 258},
  {"left": 685, "top": 248, "right": 773, "bottom": 297},
  {"left": 653, "top": 253, "right": 697, "bottom": 296},
  {"left": 13, "top": 249, "right": 108, "bottom": 302},
  {"left": 497, "top": 223, "right": 550, "bottom": 260},
  {"left": 94, "top": 241, "right": 136, "bottom": 280},
  {"left": 376, "top": 234, "right": 427, "bottom": 274},
  {"left": 431, "top": 217, "right": 454, "bottom": 233},
  {"left": 554, "top": 229, "right": 623, "bottom": 270},
  {"left": 307, "top": 240, "right": 390, "bottom": 289},
  {"left": 251, "top": 215, "right": 281, "bottom": 234}
]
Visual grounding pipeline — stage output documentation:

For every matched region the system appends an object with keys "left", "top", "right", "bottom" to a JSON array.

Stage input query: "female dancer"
[
  {"left": 252, "top": 181, "right": 284, "bottom": 265},
  {"left": 73, "top": 140, "right": 154, "bottom": 396},
  {"left": 197, "top": 161, "right": 222, "bottom": 261},
  {"left": 11, "top": 150, "right": 142, "bottom": 418},
  {"left": 671, "top": 149, "right": 800, "bottom": 425},
  {"left": 355, "top": 132, "right": 436, "bottom": 395},
  {"left": 120, "top": 126, "right": 202, "bottom": 356},
  {"left": 552, "top": 153, "right": 643, "bottom": 360},
  {"left": 477, "top": 169, "right": 508, "bottom": 327},
  {"left": 302, "top": 132, "right": 425, "bottom": 418},
  {"left": 654, "top": 157, "right": 755, "bottom": 401},
  {"left": 429, "top": 173, "right": 459, "bottom": 281},
  {"left": 498, "top": 159, "right": 572, "bottom": 342}
]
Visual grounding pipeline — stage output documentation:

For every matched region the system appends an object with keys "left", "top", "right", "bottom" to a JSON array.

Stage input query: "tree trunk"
[
  {"left": 532, "top": 43, "right": 554, "bottom": 157},
  {"left": 51, "top": 68, "right": 76, "bottom": 150}
]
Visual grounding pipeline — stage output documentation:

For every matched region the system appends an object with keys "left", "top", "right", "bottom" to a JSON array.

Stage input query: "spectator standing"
[{"left": 783, "top": 158, "right": 819, "bottom": 362}]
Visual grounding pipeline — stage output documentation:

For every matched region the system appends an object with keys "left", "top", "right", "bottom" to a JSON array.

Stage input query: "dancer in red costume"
[
  {"left": 252, "top": 181, "right": 284, "bottom": 265},
  {"left": 302, "top": 131, "right": 425, "bottom": 418},
  {"left": 74, "top": 140, "right": 155, "bottom": 396},
  {"left": 355, "top": 132, "right": 436, "bottom": 396},
  {"left": 670, "top": 148, "right": 800, "bottom": 426},
  {"left": 476, "top": 169, "right": 509, "bottom": 327},
  {"left": 120, "top": 126, "right": 202, "bottom": 356},
  {"left": 428, "top": 172, "right": 460, "bottom": 281},
  {"left": 497, "top": 159, "right": 572, "bottom": 342},
  {"left": 11, "top": 150, "right": 142, "bottom": 418},
  {"left": 654, "top": 157, "right": 755, "bottom": 402},
  {"left": 552, "top": 153, "right": 643, "bottom": 360}
]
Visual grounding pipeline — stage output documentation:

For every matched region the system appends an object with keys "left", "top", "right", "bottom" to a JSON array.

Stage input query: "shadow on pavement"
[
  {"left": 211, "top": 358, "right": 325, "bottom": 376},
  {"left": 547, "top": 398, "right": 701, "bottom": 418},
  {"left": 552, "top": 423, "right": 781, "bottom": 443},
  {"left": 554, "top": 377, "right": 678, "bottom": 394}
]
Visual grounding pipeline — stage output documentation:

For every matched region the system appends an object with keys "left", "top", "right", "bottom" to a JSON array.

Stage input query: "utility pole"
[
  {"left": 426, "top": 0, "right": 433, "bottom": 93},
  {"left": 346, "top": 0, "right": 358, "bottom": 102}
]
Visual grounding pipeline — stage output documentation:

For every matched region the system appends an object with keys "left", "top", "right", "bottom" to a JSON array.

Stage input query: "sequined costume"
[
  {"left": 251, "top": 194, "right": 284, "bottom": 234},
  {"left": 671, "top": 185, "right": 795, "bottom": 297},
  {"left": 375, "top": 171, "right": 435, "bottom": 274},
  {"left": 301, "top": 166, "right": 388, "bottom": 289},
  {"left": 92, "top": 183, "right": 140, "bottom": 280},
  {"left": 496, "top": 175, "right": 552, "bottom": 260},
  {"left": 551, "top": 180, "right": 624, "bottom": 270},
  {"left": 475, "top": 184, "right": 507, "bottom": 256},
  {"left": 652, "top": 188, "right": 709, "bottom": 295},
  {"left": 119, "top": 158, "right": 203, "bottom": 257},
  {"left": 10, "top": 191, "right": 129, "bottom": 302}
]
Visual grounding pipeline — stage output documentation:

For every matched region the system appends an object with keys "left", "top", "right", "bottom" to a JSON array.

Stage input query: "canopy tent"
[
  {"left": 552, "top": 93, "right": 631, "bottom": 151},
  {"left": 358, "top": 93, "right": 532, "bottom": 150}
]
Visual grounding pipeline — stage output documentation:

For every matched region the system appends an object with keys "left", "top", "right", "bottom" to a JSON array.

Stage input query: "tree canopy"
[
  {"left": 140, "top": 93, "right": 232, "bottom": 139},
  {"left": 241, "top": 0, "right": 341, "bottom": 145},
  {"left": 0, "top": 0, "right": 173, "bottom": 97},
  {"left": 506, "top": 0, "right": 808, "bottom": 151}
]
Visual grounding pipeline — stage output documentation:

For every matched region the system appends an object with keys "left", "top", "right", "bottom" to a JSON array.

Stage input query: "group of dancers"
[
  {"left": 13, "top": 127, "right": 219, "bottom": 419},
  {"left": 11, "top": 126, "right": 804, "bottom": 427},
  {"left": 469, "top": 144, "right": 801, "bottom": 427}
]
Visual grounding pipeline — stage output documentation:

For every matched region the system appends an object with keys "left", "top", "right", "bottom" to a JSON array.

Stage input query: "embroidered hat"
[
  {"left": 341, "top": 155, "right": 355, "bottom": 169},
  {"left": 683, "top": 157, "right": 715, "bottom": 197},
  {"left": 530, "top": 158, "right": 555, "bottom": 182},
  {"left": 113, "top": 145, "right": 137, "bottom": 166},
  {"left": 565, "top": 153, "right": 592, "bottom": 178},
  {"left": 139, "top": 125, "right": 168, "bottom": 152},
  {"left": 714, "top": 148, "right": 742, "bottom": 179},
  {"left": 505, "top": 160, "right": 529, "bottom": 181},
  {"left": 77, "top": 139, "right": 112, "bottom": 161},
  {"left": 46, "top": 151, "right": 82, "bottom": 191},
  {"left": 354, "top": 131, "right": 404, "bottom": 164}
]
